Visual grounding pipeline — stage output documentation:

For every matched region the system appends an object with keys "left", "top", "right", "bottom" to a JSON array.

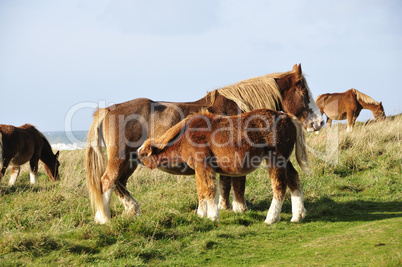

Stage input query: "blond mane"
[
  {"left": 215, "top": 71, "right": 296, "bottom": 112},
  {"left": 352, "top": 88, "right": 379, "bottom": 105}
]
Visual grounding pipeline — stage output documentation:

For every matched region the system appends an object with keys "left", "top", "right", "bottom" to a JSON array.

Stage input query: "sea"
[{"left": 43, "top": 131, "right": 88, "bottom": 151}]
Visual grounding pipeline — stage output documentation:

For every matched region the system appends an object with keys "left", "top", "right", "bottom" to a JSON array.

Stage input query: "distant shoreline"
[{"left": 43, "top": 131, "right": 88, "bottom": 151}]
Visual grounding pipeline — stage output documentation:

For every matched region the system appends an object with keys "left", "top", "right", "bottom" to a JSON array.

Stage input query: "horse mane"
[
  {"left": 352, "top": 89, "right": 379, "bottom": 105},
  {"left": 215, "top": 71, "right": 296, "bottom": 112},
  {"left": 22, "top": 124, "right": 55, "bottom": 157},
  {"left": 148, "top": 110, "right": 214, "bottom": 151},
  {"left": 38, "top": 131, "right": 54, "bottom": 155}
]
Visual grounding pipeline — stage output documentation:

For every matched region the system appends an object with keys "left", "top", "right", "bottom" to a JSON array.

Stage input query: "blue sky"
[{"left": 1, "top": 0, "right": 401, "bottom": 131}]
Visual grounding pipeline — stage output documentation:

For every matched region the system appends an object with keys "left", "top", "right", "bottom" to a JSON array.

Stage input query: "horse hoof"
[
  {"left": 94, "top": 211, "right": 111, "bottom": 224},
  {"left": 208, "top": 215, "right": 219, "bottom": 221},
  {"left": 291, "top": 208, "right": 307, "bottom": 223},
  {"left": 232, "top": 201, "right": 248, "bottom": 213},
  {"left": 123, "top": 208, "right": 140, "bottom": 217},
  {"left": 218, "top": 203, "right": 232, "bottom": 211},
  {"left": 264, "top": 217, "right": 280, "bottom": 225}
]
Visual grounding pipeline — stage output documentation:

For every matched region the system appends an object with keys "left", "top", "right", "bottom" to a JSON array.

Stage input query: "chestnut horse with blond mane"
[
  {"left": 86, "top": 64, "right": 324, "bottom": 224},
  {"left": 0, "top": 124, "right": 60, "bottom": 186},
  {"left": 316, "top": 88, "right": 386, "bottom": 132},
  {"left": 138, "top": 109, "right": 309, "bottom": 224}
]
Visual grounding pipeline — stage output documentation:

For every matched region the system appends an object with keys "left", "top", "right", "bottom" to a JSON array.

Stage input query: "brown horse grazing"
[
  {"left": 138, "top": 109, "right": 309, "bottom": 224},
  {"left": 0, "top": 124, "right": 60, "bottom": 186},
  {"left": 316, "top": 88, "right": 386, "bottom": 132},
  {"left": 86, "top": 63, "right": 324, "bottom": 224}
]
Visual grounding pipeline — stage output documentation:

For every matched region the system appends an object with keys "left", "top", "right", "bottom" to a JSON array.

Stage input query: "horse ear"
[
  {"left": 55, "top": 151, "right": 60, "bottom": 158},
  {"left": 298, "top": 63, "right": 302, "bottom": 75},
  {"left": 292, "top": 64, "right": 302, "bottom": 76}
]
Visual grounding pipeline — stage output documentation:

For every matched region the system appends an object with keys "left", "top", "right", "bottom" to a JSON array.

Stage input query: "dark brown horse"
[
  {"left": 86, "top": 64, "right": 324, "bottom": 224},
  {"left": 316, "top": 88, "right": 386, "bottom": 132},
  {"left": 0, "top": 124, "right": 60, "bottom": 186},
  {"left": 138, "top": 109, "right": 309, "bottom": 224}
]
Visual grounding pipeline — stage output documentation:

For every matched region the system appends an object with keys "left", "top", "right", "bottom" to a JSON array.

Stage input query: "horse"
[
  {"left": 86, "top": 63, "right": 324, "bottom": 224},
  {"left": 138, "top": 109, "right": 309, "bottom": 224},
  {"left": 316, "top": 88, "right": 386, "bottom": 132},
  {"left": 0, "top": 124, "right": 60, "bottom": 186}
]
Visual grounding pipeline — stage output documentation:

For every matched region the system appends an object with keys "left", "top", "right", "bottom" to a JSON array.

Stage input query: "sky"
[{"left": 0, "top": 0, "right": 401, "bottom": 131}]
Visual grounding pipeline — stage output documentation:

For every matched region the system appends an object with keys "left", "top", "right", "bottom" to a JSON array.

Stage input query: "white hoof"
[
  {"left": 291, "top": 208, "right": 307, "bottom": 223},
  {"left": 264, "top": 216, "right": 280, "bottom": 225},
  {"left": 232, "top": 201, "right": 248, "bottom": 213},
  {"left": 94, "top": 210, "right": 110, "bottom": 224}
]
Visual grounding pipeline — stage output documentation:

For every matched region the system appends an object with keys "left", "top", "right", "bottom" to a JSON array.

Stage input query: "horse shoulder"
[{"left": 208, "top": 94, "right": 241, "bottom": 115}]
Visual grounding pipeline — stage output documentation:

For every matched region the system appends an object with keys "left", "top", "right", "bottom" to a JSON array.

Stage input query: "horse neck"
[
  {"left": 274, "top": 73, "right": 295, "bottom": 111},
  {"left": 358, "top": 99, "right": 379, "bottom": 113},
  {"left": 154, "top": 144, "right": 181, "bottom": 166},
  {"left": 40, "top": 139, "right": 56, "bottom": 170}
]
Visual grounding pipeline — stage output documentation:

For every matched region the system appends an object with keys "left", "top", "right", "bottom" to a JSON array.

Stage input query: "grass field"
[{"left": 0, "top": 116, "right": 401, "bottom": 266}]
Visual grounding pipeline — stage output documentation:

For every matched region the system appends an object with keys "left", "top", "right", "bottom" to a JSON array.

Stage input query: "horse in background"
[
  {"left": 86, "top": 63, "right": 324, "bottom": 224},
  {"left": 316, "top": 88, "right": 386, "bottom": 132},
  {"left": 138, "top": 109, "right": 309, "bottom": 224},
  {"left": 0, "top": 124, "right": 60, "bottom": 186}
]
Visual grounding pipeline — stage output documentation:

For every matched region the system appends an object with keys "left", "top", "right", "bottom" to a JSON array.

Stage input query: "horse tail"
[
  {"left": 290, "top": 115, "right": 309, "bottom": 173},
  {"left": 86, "top": 108, "right": 110, "bottom": 217}
]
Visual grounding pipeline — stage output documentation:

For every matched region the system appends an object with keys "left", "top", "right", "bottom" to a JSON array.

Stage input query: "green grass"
[{"left": 0, "top": 116, "right": 401, "bottom": 266}]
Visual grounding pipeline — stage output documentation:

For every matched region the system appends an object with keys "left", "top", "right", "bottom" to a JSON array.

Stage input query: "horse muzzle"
[{"left": 305, "top": 117, "right": 325, "bottom": 132}]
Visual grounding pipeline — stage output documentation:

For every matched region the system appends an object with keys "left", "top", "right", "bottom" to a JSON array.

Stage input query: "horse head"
[
  {"left": 374, "top": 101, "right": 386, "bottom": 121},
  {"left": 44, "top": 150, "right": 60, "bottom": 181},
  {"left": 137, "top": 142, "right": 158, "bottom": 169},
  {"left": 281, "top": 64, "right": 324, "bottom": 132}
]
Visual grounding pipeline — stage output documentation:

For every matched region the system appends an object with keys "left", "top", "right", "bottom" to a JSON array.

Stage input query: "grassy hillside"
[{"left": 0, "top": 116, "right": 401, "bottom": 266}]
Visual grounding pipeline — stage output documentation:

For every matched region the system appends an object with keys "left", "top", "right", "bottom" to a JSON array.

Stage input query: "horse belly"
[
  {"left": 9, "top": 146, "right": 34, "bottom": 166},
  {"left": 214, "top": 153, "right": 262, "bottom": 176},
  {"left": 216, "top": 165, "right": 259, "bottom": 176},
  {"left": 157, "top": 165, "right": 195, "bottom": 175},
  {"left": 10, "top": 154, "right": 31, "bottom": 166},
  {"left": 324, "top": 102, "right": 347, "bottom": 120},
  {"left": 326, "top": 111, "right": 347, "bottom": 120}
]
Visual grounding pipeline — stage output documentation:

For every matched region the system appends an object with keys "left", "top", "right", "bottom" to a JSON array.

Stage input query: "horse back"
[
  {"left": 316, "top": 89, "right": 358, "bottom": 117},
  {"left": 0, "top": 124, "right": 42, "bottom": 165},
  {"left": 101, "top": 97, "right": 226, "bottom": 151}
]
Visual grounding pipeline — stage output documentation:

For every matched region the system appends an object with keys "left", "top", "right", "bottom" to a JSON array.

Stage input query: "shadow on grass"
[
  {"left": 0, "top": 180, "right": 58, "bottom": 196},
  {"left": 303, "top": 197, "right": 402, "bottom": 223},
  {"left": 247, "top": 197, "right": 401, "bottom": 223}
]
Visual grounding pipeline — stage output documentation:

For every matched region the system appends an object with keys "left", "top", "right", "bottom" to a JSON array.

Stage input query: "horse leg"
[
  {"left": 231, "top": 176, "right": 248, "bottom": 212},
  {"left": 286, "top": 161, "right": 306, "bottom": 222},
  {"left": 93, "top": 158, "right": 123, "bottom": 224},
  {"left": 94, "top": 166, "right": 115, "bottom": 224},
  {"left": 29, "top": 158, "right": 39, "bottom": 184},
  {"left": 265, "top": 166, "right": 287, "bottom": 225},
  {"left": 218, "top": 175, "right": 232, "bottom": 210},
  {"left": 95, "top": 177, "right": 114, "bottom": 224},
  {"left": 350, "top": 115, "right": 358, "bottom": 132},
  {"left": 326, "top": 117, "right": 333, "bottom": 129},
  {"left": 8, "top": 166, "right": 20, "bottom": 186},
  {"left": 196, "top": 174, "right": 207, "bottom": 218},
  {"left": 0, "top": 158, "right": 10, "bottom": 182},
  {"left": 196, "top": 165, "right": 219, "bottom": 221},
  {"left": 346, "top": 111, "right": 354, "bottom": 132},
  {"left": 114, "top": 160, "right": 140, "bottom": 216}
]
